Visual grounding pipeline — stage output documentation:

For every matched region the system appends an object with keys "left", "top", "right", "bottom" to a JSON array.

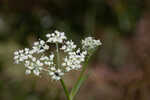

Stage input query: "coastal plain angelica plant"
[{"left": 14, "top": 30, "right": 102, "bottom": 100}]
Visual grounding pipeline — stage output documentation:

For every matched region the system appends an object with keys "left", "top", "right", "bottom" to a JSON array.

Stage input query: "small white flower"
[
  {"left": 40, "top": 40, "right": 45, "bottom": 45},
  {"left": 60, "top": 40, "right": 76, "bottom": 52},
  {"left": 32, "top": 40, "right": 49, "bottom": 54},
  {"left": 14, "top": 51, "right": 19, "bottom": 55},
  {"left": 46, "top": 30, "right": 67, "bottom": 43},
  {"left": 49, "top": 67, "right": 64, "bottom": 80},
  {"left": 40, "top": 56, "right": 48, "bottom": 61},
  {"left": 51, "top": 67, "right": 56, "bottom": 71},
  {"left": 33, "top": 69, "right": 40, "bottom": 76},
  {"left": 40, "top": 54, "right": 55, "bottom": 67},
  {"left": 25, "top": 69, "right": 31, "bottom": 75},
  {"left": 25, "top": 48, "right": 29, "bottom": 54},
  {"left": 82, "top": 37, "right": 102, "bottom": 50},
  {"left": 62, "top": 49, "right": 87, "bottom": 71},
  {"left": 46, "top": 33, "right": 51, "bottom": 37},
  {"left": 66, "top": 67, "right": 71, "bottom": 72},
  {"left": 32, "top": 57, "right": 36, "bottom": 62},
  {"left": 34, "top": 42, "right": 39, "bottom": 46},
  {"left": 36, "top": 60, "right": 43, "bottom": 66},
  {"left": 49, "top": 71, "right": 54, "bottom": 75},
  {"left": 19, "top": 50, "right": 24, "bottom": 53},
  {"left": 14, "top": 49, "right": 30, "bottom": 64},
  {"left": 49, "top": 54, "right": 54, "bottom": 60}
]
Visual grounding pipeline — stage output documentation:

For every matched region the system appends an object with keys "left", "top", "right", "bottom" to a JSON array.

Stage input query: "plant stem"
[
  {"left": 55, "top": 43, "right": 71, "bottom": 100},
  {"left": 60, "top": 79, "right": 71, "bottom": 100},
  {"left": 56, "top": 43, "right": 60, "bottom": 68},
  {"left": 70, "top": 55, "right": 91, "bottom": 99}
]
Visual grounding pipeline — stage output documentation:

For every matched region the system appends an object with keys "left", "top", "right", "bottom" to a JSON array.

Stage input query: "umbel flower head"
[
  {"left": 82, "top": 37, "right": 102, "bottom": 50},
  {"left": 14, "top": 30, "right": 102, "bottom": 80}
]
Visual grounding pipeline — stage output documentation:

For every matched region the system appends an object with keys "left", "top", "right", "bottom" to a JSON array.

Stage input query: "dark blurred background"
[{"left": 0, "top": 0, "right": 150, "bottom": 100}]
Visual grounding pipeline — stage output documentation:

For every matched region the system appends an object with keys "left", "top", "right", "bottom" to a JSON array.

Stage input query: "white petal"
[
  {"left": 33, "top": 69, "right": 40, "bottom": 76},
  {"left": 14, "top": 56, "right": 19, "bottom": 59},
  {"left": 49, "top": 72, "right": 54, "bottom": 75},
  {"left": 51, "top": 67, "right": 56, "bottom": 71},
  {"left": 46, "top": 33, "right": 51, "bottom": 37},
  {"left": 66, "top": 67, "right": 71, "bottom": 72},
  {"left": 14, "top": 51, "right": 19, "bottom": 55},
  {"left": 25, "top": 69, "right": 31, "bottom": 75},
  {"left": 40, "top": 40, "right": 45, "bottom": 45},
  {"left": 34, "top": 42, "right": 39, "bottom": 46}
]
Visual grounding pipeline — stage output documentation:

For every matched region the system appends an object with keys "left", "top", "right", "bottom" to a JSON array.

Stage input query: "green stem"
[
  {"left": 56, "top": 43, "right": 60, "bottom": 68},
  {"left": 60, "top": 79, "right": 71, "bottom": 100},
  {"left": 56, "top": 43, "right": 71, "bottom": 100},
  {"left": 70, "top": 54, "right": 91, "bottom": 100}
]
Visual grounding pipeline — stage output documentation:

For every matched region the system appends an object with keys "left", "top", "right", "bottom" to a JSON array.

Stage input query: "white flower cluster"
[
  {"left": 49, "top": 67, "right": 64, "bottom": 80},
  {"left": 14, "top": 30, "right": 101, "bottom": 80},
  {"left": 14, "top": 48, "right": 30, "bottom": 64},
  {"left": 60, "top": 40, "right": 76, "bottom": 52},
  {"left": 82, "top": 37, "right": 102, "bottom": 50},
  {"left": 62, "top": 50, "right": 87, "bottom": 71},
  {"left": 46, "top": 30, "right": 66, "bottom": 43},
  {"left": 32, "top": 40, "right": 49, "bottom": 53}
]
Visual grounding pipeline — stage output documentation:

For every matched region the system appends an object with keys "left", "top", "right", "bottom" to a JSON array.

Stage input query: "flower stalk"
[
  {"left": 60, "top": 79, "right": 71, "bottom": 100},
  {"left": 70, "top": 54, "right": 91, "bottom": 100},
  {"left": 56, "top": 43, "right": 60, "bottom": 68},
  {"left": 56, "top": 43, "right": 71, "bottom": 100}
]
